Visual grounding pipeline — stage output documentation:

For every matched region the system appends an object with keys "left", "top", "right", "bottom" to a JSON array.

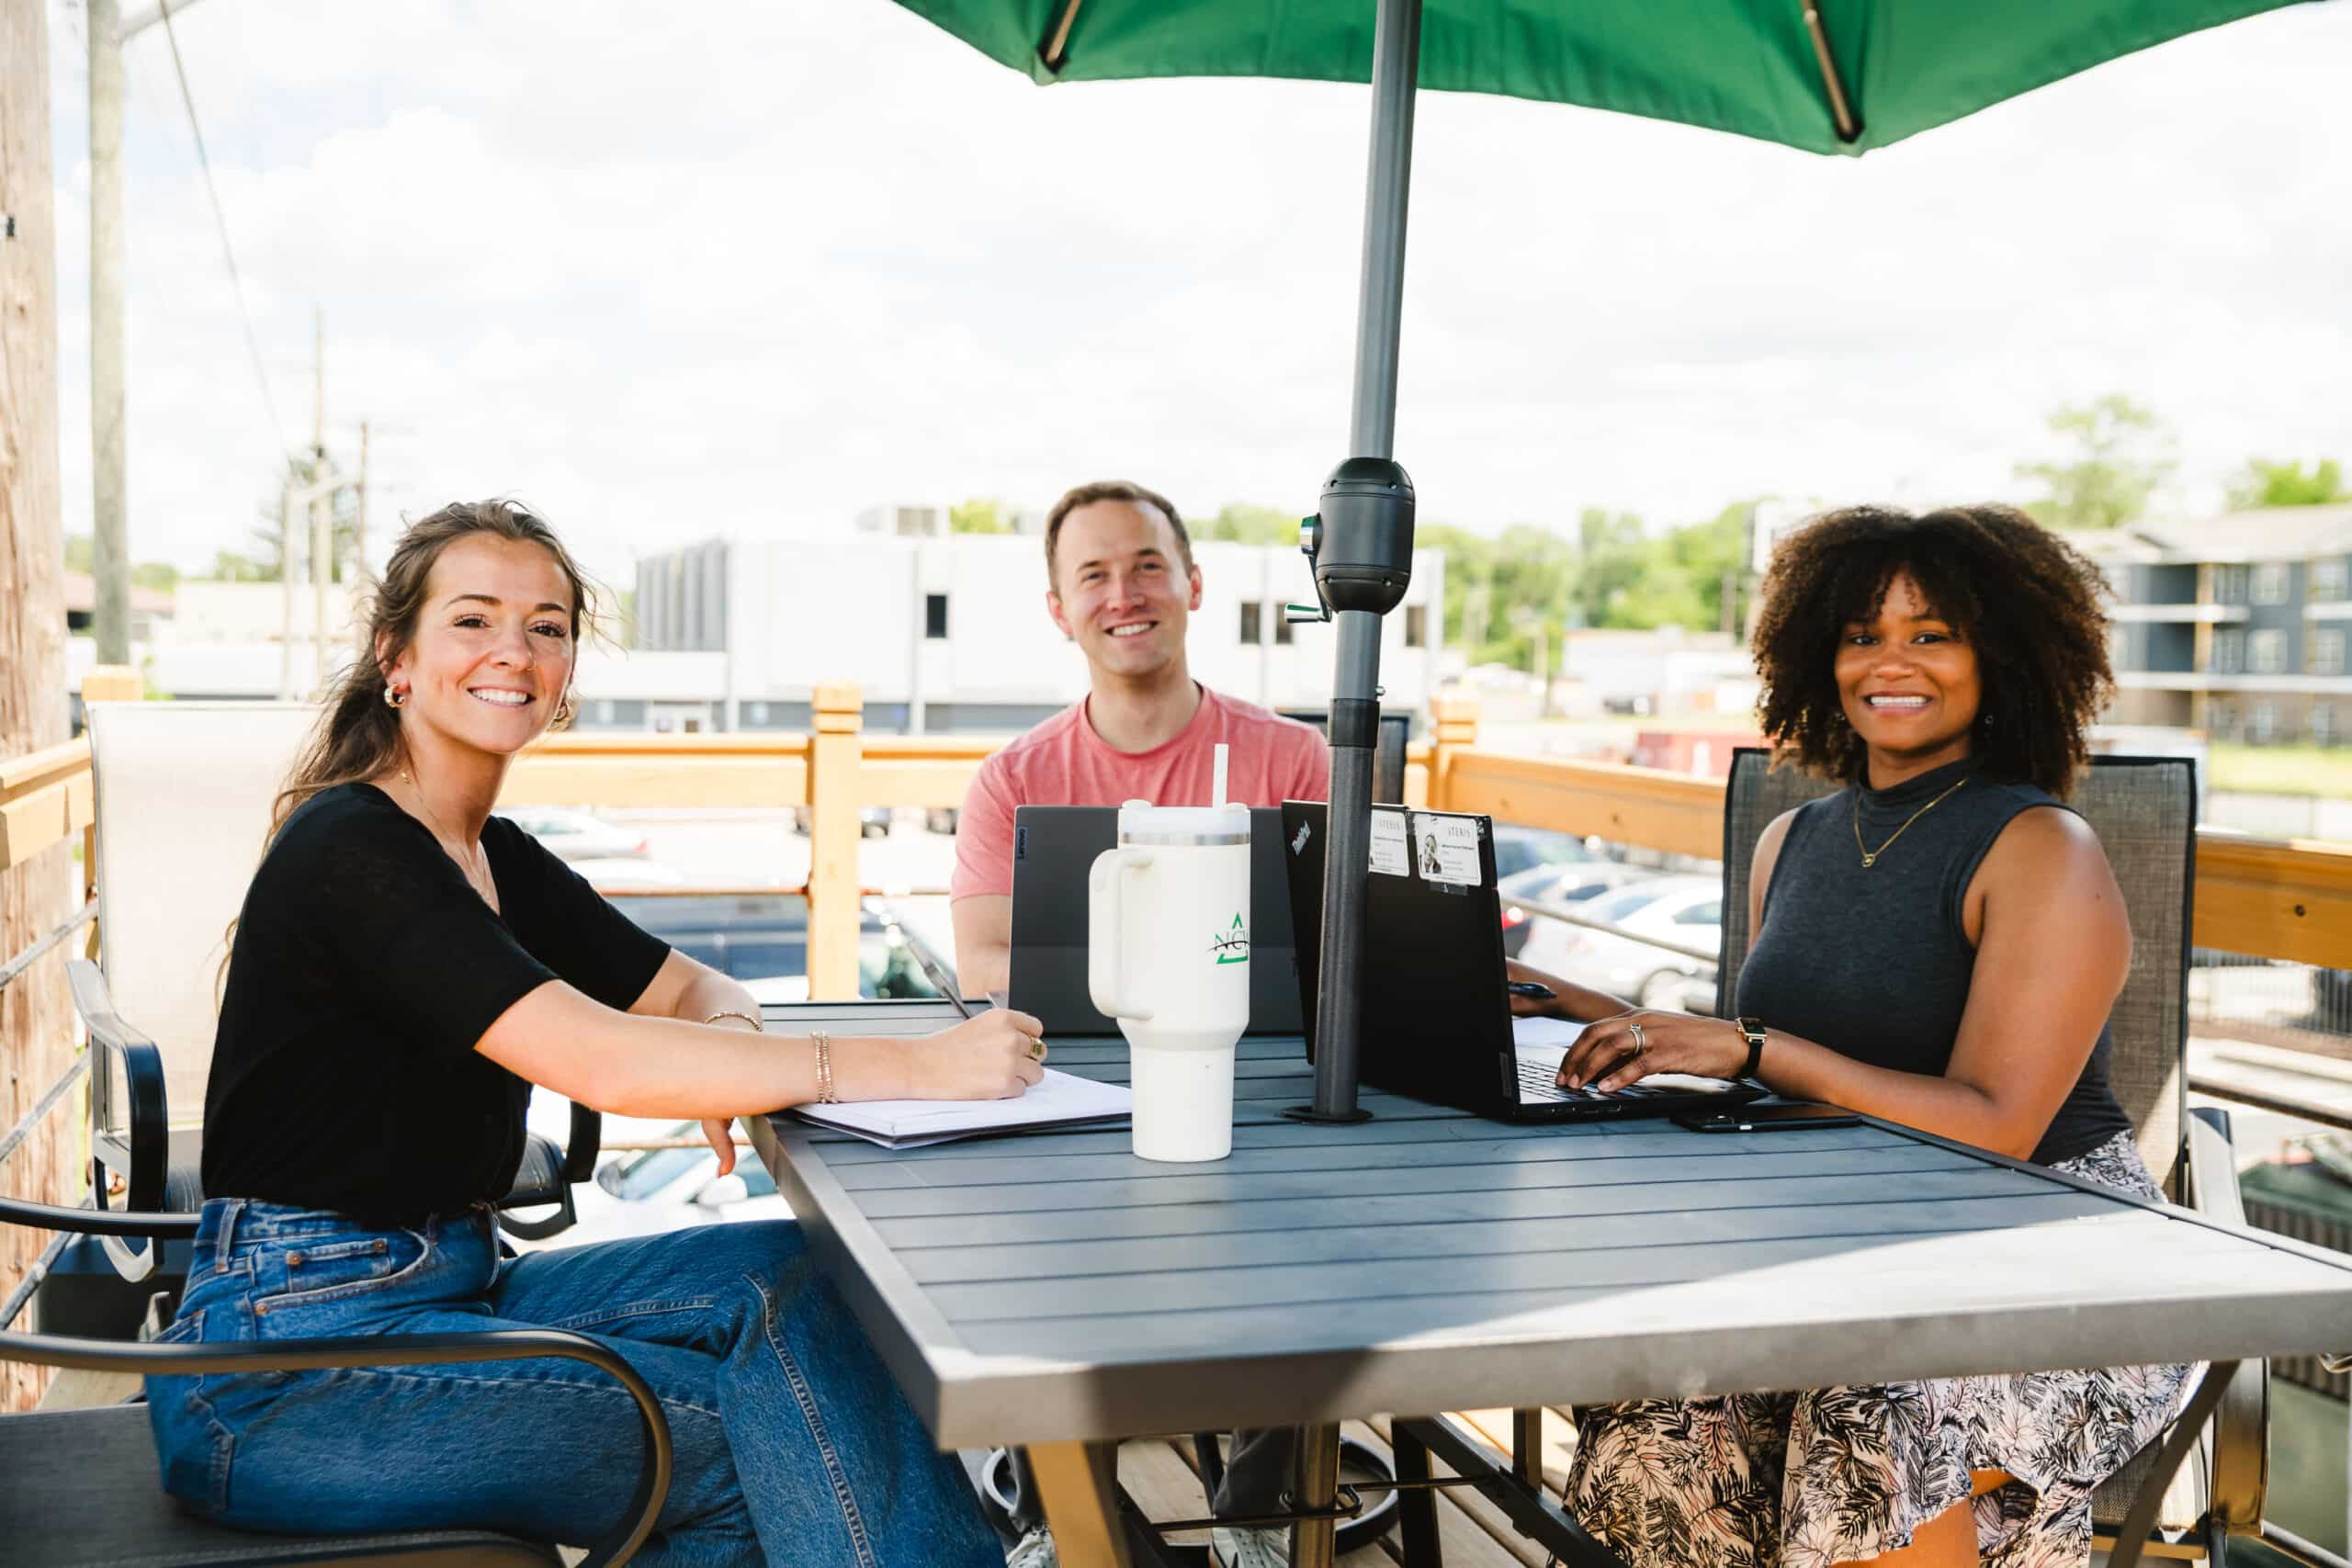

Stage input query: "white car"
[
  {"left": 1518, "top": 874, "right": 1723, "bottom": 1013},
  {"left": 495, "top": 804, "right": 650, "bottom": 861}
]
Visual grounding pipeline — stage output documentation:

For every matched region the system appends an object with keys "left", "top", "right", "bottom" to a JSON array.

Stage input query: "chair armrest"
[
  {"left": 66, "top": 959, "right": 170, "bottom": 1212},
  {"left": 562, "top": 1099, "right": 604, "bottom": 1185},
  {"left": 0, "top": 1325, "right": 673, "bottom": 1568},
  {"left": 2185, "top": 1106, "right": 2268, "bottom": 1533},
  {"left": 0, "top": 1193, "right": 198, "bottom": 1238}
]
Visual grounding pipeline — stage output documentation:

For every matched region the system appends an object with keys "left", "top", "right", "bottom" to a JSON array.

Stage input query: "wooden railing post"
[
  {"left": 1427, "top": 693, "right": 1481, "bottom": 812},
  {"left": 77, "top": 671, "right": 135, "bottom": 960},
  {"left": 80, "top": 665, "right": 141, "bottom": 705},
  {"left": 806, "top": 683, "right": 865, "bottom": 1000}
]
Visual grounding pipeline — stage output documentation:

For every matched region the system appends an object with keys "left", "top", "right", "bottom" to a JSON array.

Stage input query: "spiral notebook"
[{"left": 790, "top": 1069, "right": 1133, "bottom": 1150}]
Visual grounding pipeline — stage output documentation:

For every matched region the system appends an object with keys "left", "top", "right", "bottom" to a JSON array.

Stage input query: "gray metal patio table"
[{"left": 751, "top": 999, "right": 2352, "bottom": 1568}]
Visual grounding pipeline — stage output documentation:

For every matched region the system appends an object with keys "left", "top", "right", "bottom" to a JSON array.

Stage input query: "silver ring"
[{"left": 1629, "top": 1022, "right": 1648, "bottom": 1057}]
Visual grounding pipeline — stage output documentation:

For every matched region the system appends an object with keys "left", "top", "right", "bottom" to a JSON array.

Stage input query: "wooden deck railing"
[{"left": 7, "top": 672, "right": 2350, "bottom": 999}]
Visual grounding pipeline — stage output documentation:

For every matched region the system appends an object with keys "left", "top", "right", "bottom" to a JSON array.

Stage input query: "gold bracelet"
[
  {"left": 812, "top": 1030, "right": 839, "bottom": 1104},
  {"left": 702, "top": 1009, "right": 764, "bottom": 1032}
]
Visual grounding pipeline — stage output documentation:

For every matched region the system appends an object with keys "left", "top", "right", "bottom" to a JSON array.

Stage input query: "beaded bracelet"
[
  {"left": 702, "top": 1009, "right": 764, "bottom": 1032},
  {"left": 811, "top": 1030, "right": 839, "bottom": 1104}
]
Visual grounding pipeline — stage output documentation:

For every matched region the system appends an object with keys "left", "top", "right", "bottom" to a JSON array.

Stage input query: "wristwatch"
[{"left": 1734, "top": 1017, "right": 1769, "bottom": 1079}]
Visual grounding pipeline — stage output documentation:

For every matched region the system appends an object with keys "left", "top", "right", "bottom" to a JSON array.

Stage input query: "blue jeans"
[{"left": 147, "top": 1199, "right": 1001, "bottom": 1568}]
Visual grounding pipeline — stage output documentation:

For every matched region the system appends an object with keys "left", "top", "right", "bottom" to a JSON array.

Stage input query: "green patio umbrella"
[{"left": 888, "top": 0, "right": 2322, "bottom": 1129}]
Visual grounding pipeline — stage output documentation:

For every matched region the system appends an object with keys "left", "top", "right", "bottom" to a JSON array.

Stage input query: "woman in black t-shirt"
[
  {"left": 1508, "top": 506, "right": 2189, "bottom": 1568},
  {"left": 148, "top": 501, "right": 1039, "bottom": 1564}
]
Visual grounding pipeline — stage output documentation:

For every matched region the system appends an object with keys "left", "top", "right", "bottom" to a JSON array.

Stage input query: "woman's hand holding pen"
[{"left": 905, "top": 1008, "right": 1049, "bottom": 1100}]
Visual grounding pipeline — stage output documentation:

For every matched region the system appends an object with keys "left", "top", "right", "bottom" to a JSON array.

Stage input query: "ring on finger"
[
  {"left": 1629, "top": 1022, "right": 1648, "bottom": 1058},
  {"left": 1026, "top": 1035, "right": 1047, "bottom": 1062}
]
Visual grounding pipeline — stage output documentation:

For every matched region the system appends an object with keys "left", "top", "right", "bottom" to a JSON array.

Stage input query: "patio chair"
[
  {"left": 0, "top": 1194, "right": 670, "bottom": 1567},
  {"left": 70, "top": 702, "right": 601, "bottom": 1294},
  {"left": 1388, "top": 750, "right": 2265, "bottom": 1568},
  {"left": 1713, "top": 747, "right": 2266, "bottom": 1566}
]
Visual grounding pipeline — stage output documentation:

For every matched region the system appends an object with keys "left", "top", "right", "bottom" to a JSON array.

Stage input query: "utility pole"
[
  {"left": 310, "top": 309, "right": 330, "bottom": 694},
  {"left": 86, "top": 0, "right": 211, "bottom": 667},
  {"left": 354, "top": 420, "right": 369, "bottom": 583},
  {"left": 87, "top": 0, "right": 126, "bottom": 664}
]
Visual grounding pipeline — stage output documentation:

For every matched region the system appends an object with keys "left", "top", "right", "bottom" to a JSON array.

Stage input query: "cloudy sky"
[{"left": 41, "top": 0, "right": 2352, "bottom": 587}]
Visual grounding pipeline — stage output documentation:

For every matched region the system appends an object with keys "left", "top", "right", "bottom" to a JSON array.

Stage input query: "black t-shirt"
[{"left": 202, "top": 783, "right": 670, "bottom": 1224}]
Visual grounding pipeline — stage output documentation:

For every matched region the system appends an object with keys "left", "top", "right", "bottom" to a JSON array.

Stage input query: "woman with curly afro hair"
[{"left": 1513, "top": 505, "right": 2189, "bottom": 1568}]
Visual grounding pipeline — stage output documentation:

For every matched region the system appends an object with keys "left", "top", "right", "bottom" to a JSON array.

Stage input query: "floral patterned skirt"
[{"left": 1565, "top": 1132, "right": 2192, "bottom": 1568}]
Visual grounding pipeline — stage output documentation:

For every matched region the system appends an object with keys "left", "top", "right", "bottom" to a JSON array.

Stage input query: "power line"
[{"left": 156, "top": 1, "right": 290, "bottom": 459}]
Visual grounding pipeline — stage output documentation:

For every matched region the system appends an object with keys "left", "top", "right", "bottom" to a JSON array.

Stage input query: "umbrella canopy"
[{"left": 896, "top": 0, "right": 2312, "bottom": 154}]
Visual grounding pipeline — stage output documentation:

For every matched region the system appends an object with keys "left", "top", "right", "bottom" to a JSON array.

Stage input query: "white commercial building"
[{"left": 637, "top": 534, "right": 1447, "bottom": 735}]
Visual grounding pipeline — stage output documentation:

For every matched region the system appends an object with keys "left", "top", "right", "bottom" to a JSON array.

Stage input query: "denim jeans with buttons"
[{"left": 147, "top": 1199, "right": 1002, "bottom": 1568}]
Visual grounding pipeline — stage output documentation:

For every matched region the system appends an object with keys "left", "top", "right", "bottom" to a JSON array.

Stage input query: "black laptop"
[
  {"left": 1008, "top": 805, "right": 1304, "bottom": 1037},
  {"left": 1280, "top": 801, "right": 1763, "bottom": 1123}
]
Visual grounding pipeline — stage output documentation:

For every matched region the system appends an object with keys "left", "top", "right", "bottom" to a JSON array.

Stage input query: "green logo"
[{"left": 1210, "top": 912, "right": 1250, "bottom": 964}]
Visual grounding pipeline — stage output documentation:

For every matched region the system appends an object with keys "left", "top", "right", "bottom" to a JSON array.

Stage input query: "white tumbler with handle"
[{"left": 1088, "top": 799, "right": 1252, "bottom": 1162}]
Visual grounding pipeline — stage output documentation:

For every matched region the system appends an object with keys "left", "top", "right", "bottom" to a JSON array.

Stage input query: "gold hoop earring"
[
  {"left": 553, "top": 692, "right": 576, "bottom": 727},
  {"left": 383, "top": 683, "right": 408, "bottom": 709}
]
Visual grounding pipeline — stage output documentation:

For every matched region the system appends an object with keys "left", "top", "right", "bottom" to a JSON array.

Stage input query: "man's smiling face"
[{"left": 1046, "top": 500, "right": 1203, "bottom": 682}]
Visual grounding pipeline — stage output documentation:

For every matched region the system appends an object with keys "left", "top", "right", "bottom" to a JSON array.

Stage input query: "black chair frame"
[{"left": 0, "top": 1191, "right": 673, "bottom": 1568}]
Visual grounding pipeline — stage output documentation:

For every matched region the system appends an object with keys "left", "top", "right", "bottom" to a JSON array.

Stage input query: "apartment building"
[{"left": 2077, "top": 504, "right": 2352, "bottom": 745}]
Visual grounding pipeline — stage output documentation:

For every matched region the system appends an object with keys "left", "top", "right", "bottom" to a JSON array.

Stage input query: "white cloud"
[{"left": 40, "top": 0, "right": 2352, "bottom": 588}]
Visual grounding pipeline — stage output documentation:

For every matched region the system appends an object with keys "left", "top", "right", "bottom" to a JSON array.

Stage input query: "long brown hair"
[{"left": 268, "top": 498, "right": 601, "bottom": 842}]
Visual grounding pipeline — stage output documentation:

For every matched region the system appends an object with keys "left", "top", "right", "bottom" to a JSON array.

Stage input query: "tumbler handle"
[{"left": 1088, "top": 847, "right": 1155, "bottom": 1022}]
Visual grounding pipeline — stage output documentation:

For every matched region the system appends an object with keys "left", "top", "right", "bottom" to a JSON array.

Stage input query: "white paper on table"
[{"left": 791, "top": 1068, "right": 1133, "bottom": 1149}]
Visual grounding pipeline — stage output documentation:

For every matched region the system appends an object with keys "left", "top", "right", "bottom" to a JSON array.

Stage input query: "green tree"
[
  {"left": 1194, "top": 503, "right": 1301, "bottom": 547},
  {"left": 65, "top": 530, "right": 183, "bottom": 592},
  {"left": 949, "top": 497, "right": 1014, "bottom": 535},
  {"left": 2015, "top": 394, "right": 2175, "bottom": 530},
  {"left": 208, "top": 549, "right": 272, "bottom": 582},
  {"left": 2227, "top": 457, "right": 2348, "bottom": 511}
]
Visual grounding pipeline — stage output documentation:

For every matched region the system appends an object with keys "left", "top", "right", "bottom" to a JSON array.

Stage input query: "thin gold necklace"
[
  {"left": 1852, "top": 774, "right": 1969, "bottom": 868},
  {"left": 396, "top": 767, "right": 494, "bottom": 899}
]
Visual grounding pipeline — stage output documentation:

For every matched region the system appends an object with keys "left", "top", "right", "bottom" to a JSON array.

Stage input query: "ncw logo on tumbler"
[{"left": 1088, "top": 800, "right": 1252, "bottom": 1162}]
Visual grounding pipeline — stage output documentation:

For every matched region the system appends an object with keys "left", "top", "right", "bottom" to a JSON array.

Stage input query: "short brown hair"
[
  {"left": 1044, "top": 480, "right": 1193, "bottom": 587},
  {"left": 1750, "top": 503, "right": 2113, "bottom": 798}
]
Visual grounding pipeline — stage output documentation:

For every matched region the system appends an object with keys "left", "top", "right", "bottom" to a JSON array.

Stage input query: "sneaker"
[
  {"left": 1210, "top": 1525, "right": 1290, "bottom": 1568},
  {"left": 1006, "top": 1526, "right": 1059, "bottom": 1568}
]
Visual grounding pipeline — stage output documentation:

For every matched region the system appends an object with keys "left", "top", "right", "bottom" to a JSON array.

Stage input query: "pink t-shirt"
[{"left": 950, "top": 686, "right": 1331, "bottom": 901}]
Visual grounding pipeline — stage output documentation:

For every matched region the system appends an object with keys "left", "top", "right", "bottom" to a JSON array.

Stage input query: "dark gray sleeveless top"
[{"left": 1734, "top": 755, "right": 2132, "bottom": 1166}]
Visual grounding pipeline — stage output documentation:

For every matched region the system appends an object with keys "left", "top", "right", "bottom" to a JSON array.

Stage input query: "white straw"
[{"left": 1211, "top": 742, "right": 1229, "bottom": 809}]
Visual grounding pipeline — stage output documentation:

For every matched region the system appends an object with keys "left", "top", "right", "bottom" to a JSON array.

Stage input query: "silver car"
[{"left": 1517, "top": 874, "right": 1722, "bottom": 1013}]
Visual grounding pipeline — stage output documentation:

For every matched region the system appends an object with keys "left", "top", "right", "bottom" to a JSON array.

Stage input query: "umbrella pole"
[{"left": 1294, "top": 0, "right": 1422, "bottom": 1134}]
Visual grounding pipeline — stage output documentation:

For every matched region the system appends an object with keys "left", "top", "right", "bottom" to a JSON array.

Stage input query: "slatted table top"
[{"left": 751, "top": 1000, "right": 2352, "bottom": 1450}]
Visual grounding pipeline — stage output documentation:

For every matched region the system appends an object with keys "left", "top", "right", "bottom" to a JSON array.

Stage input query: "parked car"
[
  {"left": 792, "top": 805, "right": 895, "bottom": 839},
  {"left": 605, "top": 893, "right": 952, "bottom": 1003},
  {"left": 495, "top": 804, "right": 649, "bottom": 861},
  {"left": 1490, "top": 824, "right": 1610, "bottom": 883},
  {"left": 1497, "top": 862, "right": 1655, "bottom": 958},
  {"left": 1518, "top": 874, "right": 1722, "bottom": 1013}
]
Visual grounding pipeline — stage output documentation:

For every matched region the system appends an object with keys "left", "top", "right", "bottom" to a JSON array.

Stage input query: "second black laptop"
[{"left": 1281, "top": 801, "right": 1762, "bottom": 1123}]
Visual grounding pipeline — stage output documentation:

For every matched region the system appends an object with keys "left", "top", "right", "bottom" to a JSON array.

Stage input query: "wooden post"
[
  {"left": 1427, "top": 692, "right": 1481, "bottom": 812},
  {"left": 1027, "top": 1440, "right": 1132, "bottom": 1568},
  {"left": 81, "top": 665, "right": 141, "bottom": 705},
  {"left": 805, "top": 683, "right": 864, "bottom": 1001},
  {"left": 2, "top": 0, "right": 76, "bottom": 1408}
]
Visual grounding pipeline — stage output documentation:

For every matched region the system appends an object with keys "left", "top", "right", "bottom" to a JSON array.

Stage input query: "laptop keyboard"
[{"left": 1516, "top": 1055, "right": 1713, "bottom": 1103}]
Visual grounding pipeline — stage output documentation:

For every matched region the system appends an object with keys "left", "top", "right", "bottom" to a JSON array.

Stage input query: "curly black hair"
[{"left": 1750, "top": 504, "right": 2113, "bottom": 798}]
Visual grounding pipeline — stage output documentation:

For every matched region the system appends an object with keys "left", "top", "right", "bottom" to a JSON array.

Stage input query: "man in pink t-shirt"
[
  {"left": 950, "top": 480, "right": 1329, "bottom": 998},
  {"left": 950, "top": 480, "right": 1326, "bottom": 1567}
]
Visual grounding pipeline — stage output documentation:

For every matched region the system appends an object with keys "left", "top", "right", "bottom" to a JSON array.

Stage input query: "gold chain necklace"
[
  {"left": 396, "top": 767, "right": 495, "bottom": 901},
  {"left": 1852, "top": 775, "right": 1969, "bottom": 868}
]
